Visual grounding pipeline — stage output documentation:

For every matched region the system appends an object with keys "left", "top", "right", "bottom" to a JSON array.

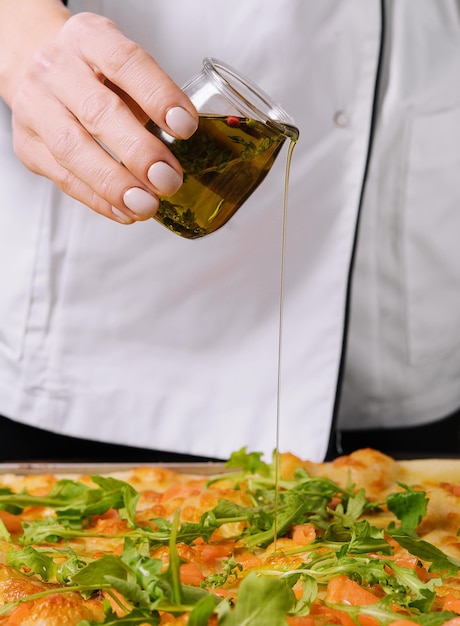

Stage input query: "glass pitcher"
[{"left": 146, "top": 58, "right": 298, "bottom": 239}]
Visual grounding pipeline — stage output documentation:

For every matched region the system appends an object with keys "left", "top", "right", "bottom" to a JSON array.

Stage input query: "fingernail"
[
  {"left": 148, "top": 161, "right": 183, "bottom": 197},
  {"left": 165, "top": 106, "right": 198, "bottom": 138},
  {"left": 123, "top": 187, "right": 159, "bottom": 218},
  {"left": 112, "top": 206, "right": 135, "bottom": 224}
]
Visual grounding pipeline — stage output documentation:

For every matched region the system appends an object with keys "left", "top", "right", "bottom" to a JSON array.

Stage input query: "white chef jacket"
[
  {"left": 338, "top": 0, "right": 460, "bottom": 434},
  {"left": 0, "top": 0, "right": 458, "bottom": 462}
]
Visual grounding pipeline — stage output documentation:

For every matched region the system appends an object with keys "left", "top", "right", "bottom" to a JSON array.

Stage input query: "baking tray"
[
  {"left": 0, "top": 457, "right": 457, "bottom": 481},
  {"left": 0, "top": 462, "right": 228, "bottom": 476}
]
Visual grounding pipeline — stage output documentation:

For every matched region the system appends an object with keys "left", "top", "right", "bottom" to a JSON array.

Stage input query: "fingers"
[
  {"left": 10, "top": 11, "right": 199, "bottom": 222},
  {"left": 48, "top": 63, "right": 185, "bottom": 198},
  {"left": 64, "top": 13, "right": 198, "bottom": 138},
  {"left": 18, "top": 131, "right": 137, "bottom": 224},
  {"left": 14, "top": 96, "right": 157, "bottom": 224}
]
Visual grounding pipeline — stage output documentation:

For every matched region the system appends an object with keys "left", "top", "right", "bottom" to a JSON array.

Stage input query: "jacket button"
[{"left": 334, "top": 110, "right": 350, "bottom": 127}]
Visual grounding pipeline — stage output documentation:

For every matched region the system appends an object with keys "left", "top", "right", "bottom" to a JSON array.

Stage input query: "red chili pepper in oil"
[{"left": 226, "top": 115, "right": 241, "bottom": 127}]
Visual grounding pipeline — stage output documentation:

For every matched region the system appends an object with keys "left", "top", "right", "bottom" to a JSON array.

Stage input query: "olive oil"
[
  {"left": 146, "top": 115, "right": 299, "bottom": 239},
  {"left": 273, "top": 138, "right": 297, "bottom": 550}
]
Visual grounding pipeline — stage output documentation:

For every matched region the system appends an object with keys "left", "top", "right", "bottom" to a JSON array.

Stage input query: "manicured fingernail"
[
  {"left": 165, "top": 106, "right": 198, "bottom": 138},
  {"left": 123, "top": 187, "right": 159, "bottom": 218},
  {"left": 148, "top": 161, "right": 182, "bottom": 196},
  {"left": 112, "top": 206, "right": 134, "bottom": 224}
]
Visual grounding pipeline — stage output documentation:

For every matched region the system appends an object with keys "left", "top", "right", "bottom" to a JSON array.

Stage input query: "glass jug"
[{"left": 146, "top": 58, "right": 298, "bottom": 239}]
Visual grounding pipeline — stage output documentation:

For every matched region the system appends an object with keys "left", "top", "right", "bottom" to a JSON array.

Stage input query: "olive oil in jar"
[{"left": 146, "top": 115, "right": 298, "bottom": 239}]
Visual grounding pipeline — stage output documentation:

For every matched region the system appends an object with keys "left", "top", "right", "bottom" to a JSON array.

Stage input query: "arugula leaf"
[
  {"left": 333, "top": 488, "right": 368, "bottom": 523},
  {"left": 292, "top": 550, "right": 390, "bottom": 589},
  {"left": 121, "top": 537, "right": 162, "bottom": 575},
  {"left": 286, "top": 574, "right": 317, "bottom": 617},
  {"left": 21, "top": 519, "right": 99, "bottom": 545},
  {"left": 71, "top": 554, "right": 134, "bottom": 588},
  {"left": 0, "top": 487, "right": 24, "bottom": 514},
  {"left": 119, "top": 538, "right": 165, "bottom": 605},
  {"left": 244, "top": 489, "right": 317, "bottom": 548},
  {"left": 20, "top": 517, "right": 188, "bottom": 548},
  {"left": 163, "top": 510, "right": 182, "bottom": 605},
  {"left": 0, "top": 476, "right": 141, "bottom": 527},
  {"left": 187, "top": 594, "right": 217, "bottom": 626},
  {"left": 386, "top": 561, "right": 437, "bottom": 611},
  {"left": 71, "top": 552, "right": 157, "bottom": 608},
  {"left": 348, "top": 520, "right": 391, "bottom": 554},
  {"left": 391, "top": 532, "right": 460, "bottom": 575},
  {"left": 207, "top": 499, "right": 251, "bottom": 525},
  {"left": 56, "top": 552, "right": 92, "bottom": 584},
  {"left": 6, "top": 546, "right": 56, "bottom": 581},
  {"left": 176, "top": 520, "right": 216, "bottom": 545},
  {"left": 202, "top": 556, "right": 242, "bottom": 588},
  {"left": 216, "top": 572, "right": 294, "bottom": 625},
  {"left": 105, "top": 575, "right": 153, "bottom": 611},
  {"left": 0, "top": 480, "right": 88, "bottom": 515},
  {"left": 386, "top": 484, "right": 428, "bottom": 531},
  {"left": 225, "top": 447, "right": 271, "bottom": 476},
  {"left": 90, "top": 476, "right": 139, "bottom": 529},
  {"left": 0, "top": 517, "right": 11, "bottom": 541}
]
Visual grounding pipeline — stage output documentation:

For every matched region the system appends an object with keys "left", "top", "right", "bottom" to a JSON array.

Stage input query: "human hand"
[{"left": 5, "top": 8, "right": 198, "bottom": 224}]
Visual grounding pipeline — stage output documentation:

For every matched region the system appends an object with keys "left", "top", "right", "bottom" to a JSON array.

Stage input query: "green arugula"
[
  {"left": 0, "top": 475, "right": 138, "bottom": 527},
  {"left": 225, "top": 447, "right": 271, "bottom": 476},
  {"left": 7, "top": 545, "right": 57, "bottom": 581},
  {"left": 20, "top": 514, "right": 215, "bottom": 548},
  {"left": 188, "top": 595, "right": 217, "bottom": 626},
  {"left": 201, "top": 556, "right": 242, "bottom": 589},
  {"left": 386, "top": 483, "right": 428, "bottom": 531},
  {"left": 390, "top": 532, "right": 460, "bottom": 575},
  {"left": 0, "top": 516, "right": 11, "bottom": 541},
  {"left": 216, "top": 572, "right": 294, "bottom": 626},
  {"left": 0, "top": 448, "right": 459, "bottom": 625},
  {"left": 326, "top": 594, "right": 457, "bottom": 626}
]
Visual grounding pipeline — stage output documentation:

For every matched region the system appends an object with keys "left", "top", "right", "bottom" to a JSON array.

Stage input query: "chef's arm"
[{"left": 0, "top": 0, "right": 198, "bottom": 223}]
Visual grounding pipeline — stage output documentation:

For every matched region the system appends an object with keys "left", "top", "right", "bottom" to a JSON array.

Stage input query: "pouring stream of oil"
[{"left": 273, "top": 137, "right": 298, "bottom": 550}]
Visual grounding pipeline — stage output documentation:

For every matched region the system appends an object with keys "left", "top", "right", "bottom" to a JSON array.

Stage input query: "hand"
[{"left": 4, "top": 7, "right": 198, "bottom": 224}]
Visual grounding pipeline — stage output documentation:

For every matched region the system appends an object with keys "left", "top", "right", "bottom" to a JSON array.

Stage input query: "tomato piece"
[
  {"left": 0, "top": 509, "right": 23, "bottom": 534},
  {"left": 291, "top": 523, "right": 316, "bottom": 546},
  {"left": 194, "top": 539, "right": 235, "bottom": 565},
  {"left": 2, "top": 602, "right": 32, "bottom": 626},
  {"left": 311, "top": 603, "right": 357, "bottom": 626},
  {"left": 444, "top": 594, "right": 460, "bottom": 614},
  {"left": 285, "top": 617, "right": 315, "bottom": 625},
  {"left": 326, "top": 575, "right": 380, "bottom": 606},
  {"left": 236, "top": 550, "right": 263, "bottom": 570},
  {"left": 179, "top": 562, "right": 204, "bottom": 586}
]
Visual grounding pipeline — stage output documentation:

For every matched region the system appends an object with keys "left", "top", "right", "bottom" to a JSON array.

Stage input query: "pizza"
[{"left": 0, "top": 447, "right": 459, "bottom": 625}]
